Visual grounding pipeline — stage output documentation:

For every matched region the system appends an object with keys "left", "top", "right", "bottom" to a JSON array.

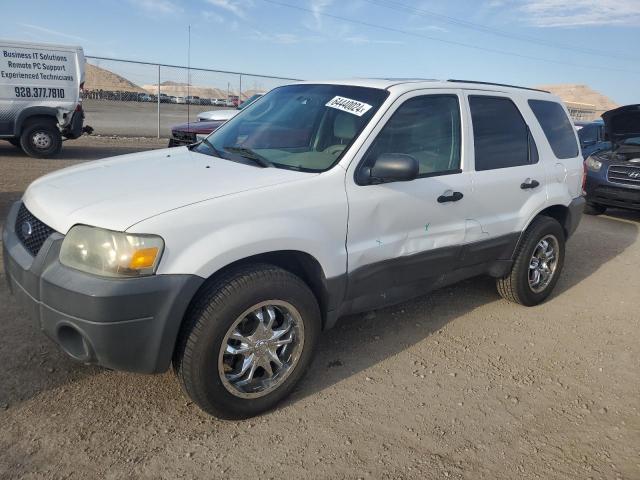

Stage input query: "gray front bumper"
[{"left": 2, "top": 202, "right": 203, "bottom": 374}]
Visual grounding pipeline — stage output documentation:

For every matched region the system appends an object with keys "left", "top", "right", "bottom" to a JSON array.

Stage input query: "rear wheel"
[
  {"left": 497, "top": 216, "right": 565, "bottom": 306},
  {"left": 19, "top": 119, "right": 62, "bottom": 158},
  {"left": 173, "top": 264, "right": 321, "bottom": 418},
  {"left": 584, "top": 202, "right": 606, "bottom": 215}
]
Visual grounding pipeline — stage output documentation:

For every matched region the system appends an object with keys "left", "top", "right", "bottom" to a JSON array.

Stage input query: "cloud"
[
  {"left": 18, "top": 23, "right": 87, "bottom": 43},
  {"left": 344, "top": 35, "right": 404, "bottom": 45},
  {"left": 128, "top": 0, "right": 181, "bottom": 15},
  {"left": 310, "top": 0, "right": 334, "bottom": 28},
  {"left": 246, "top": 29, "right": 302, "bottom": 44},
  {"left": 205, "top": 0, "right": 253, "bottom": 18},
  {"left": 518, "top": 0, "right": 640, "bottom": 27}
]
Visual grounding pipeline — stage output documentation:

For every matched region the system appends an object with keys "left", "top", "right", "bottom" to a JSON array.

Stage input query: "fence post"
[{"left": 157, "top": 64, "right": 161, "bottom": 139}]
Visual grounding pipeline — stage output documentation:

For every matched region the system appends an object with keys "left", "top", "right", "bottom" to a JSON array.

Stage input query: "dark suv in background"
[
  {"left": 583, "top": 105, "right": 640, "bottom": 214},
  {"left": 577, "top": 119, "right": 610, "bottom": 158}
]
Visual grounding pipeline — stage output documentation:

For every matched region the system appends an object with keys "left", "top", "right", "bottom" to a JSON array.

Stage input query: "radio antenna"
[{"left": 187, "top": 24, "right": 191, "bottom": 129}]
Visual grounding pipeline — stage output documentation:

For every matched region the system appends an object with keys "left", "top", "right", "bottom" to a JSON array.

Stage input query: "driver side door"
[{"left": 344, "top": 90, "right": 474, "bottom": 312}]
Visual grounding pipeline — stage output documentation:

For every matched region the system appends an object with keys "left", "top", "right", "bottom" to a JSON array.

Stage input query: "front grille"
[
  {"left": 607, "top": 164, "right": 640, "bottom": 188},
  {"left": 15, "top": 203, "right": 55, "bottom": 256},
  {"left": 171, "top": 131, "right": 196, "bottom": 146}
]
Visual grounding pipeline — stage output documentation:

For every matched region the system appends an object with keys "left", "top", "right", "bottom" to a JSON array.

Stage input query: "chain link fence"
[{"left": 83, "top": 56, "right": 300, "bottom": 138}]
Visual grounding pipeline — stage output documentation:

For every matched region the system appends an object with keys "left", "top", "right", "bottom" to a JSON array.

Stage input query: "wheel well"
[
  {"left": 199, "top": 251, "right": 332, "bottom": 326},
  {"left": 537, "top": 204, "right": 570, "bottom": 237}
]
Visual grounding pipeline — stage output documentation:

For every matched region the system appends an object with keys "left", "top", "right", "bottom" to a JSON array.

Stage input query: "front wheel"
[
  {"left": 173, "top": 264, "right": 321, "bottom": 418},
  {"left": 497, "top": 216, "right": 565, "bottom": 306}
]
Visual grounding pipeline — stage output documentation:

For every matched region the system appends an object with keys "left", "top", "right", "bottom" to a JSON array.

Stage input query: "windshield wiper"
[
  {"left": 223, "top": 146, "right": 274, "bottom": 168},
  {"left": 190, "top": 137, "right": 225, "bottom": 158}
]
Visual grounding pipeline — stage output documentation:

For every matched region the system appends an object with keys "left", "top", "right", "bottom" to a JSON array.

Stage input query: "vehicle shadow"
[
  {"left": 287, "top": 211, "right": 639, "bottom": 404},
  {"left": 555, "top": 209, "right": 640, "bottom": 295}
]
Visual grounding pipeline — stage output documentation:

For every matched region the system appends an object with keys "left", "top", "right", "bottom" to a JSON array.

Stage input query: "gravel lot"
[{"left": 1, "top": 137, "right": 639, "bottom": 479}]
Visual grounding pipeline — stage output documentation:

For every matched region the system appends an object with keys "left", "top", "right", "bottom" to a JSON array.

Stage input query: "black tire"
[
  {"left": 584, "top": 202, "right": 606, "bottom": 215},
  {"left": 497, "top": 216, "right": 565, "bottom": 306},
  {"left": 173, "top": 264, "right": 321, "bottom": 419},
  {"left": 19, "top": 119, "right": 62, "bottom": 158}
]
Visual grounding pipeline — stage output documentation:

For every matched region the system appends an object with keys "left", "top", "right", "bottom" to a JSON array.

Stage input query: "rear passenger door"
[{"left": 462, "top": 92, "right": 547, "bottom": 259}]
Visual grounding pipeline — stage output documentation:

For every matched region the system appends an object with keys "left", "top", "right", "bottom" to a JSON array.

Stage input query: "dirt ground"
[{"left": 1, "top": 137, "right": 639, "bottom": 479}]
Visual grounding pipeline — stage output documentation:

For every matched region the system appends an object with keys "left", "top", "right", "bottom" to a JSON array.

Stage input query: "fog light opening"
[{"left": 57, "top": 325, "right": 90, "bottom": 361}]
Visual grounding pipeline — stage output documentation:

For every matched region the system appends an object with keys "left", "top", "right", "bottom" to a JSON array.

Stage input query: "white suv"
[{"left": 3, "top": 79, "right": 585, "bottom": 418}]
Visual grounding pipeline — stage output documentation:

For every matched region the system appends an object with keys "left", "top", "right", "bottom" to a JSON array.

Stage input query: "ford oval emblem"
[{"left": 21, "top": 220, "right": 33, "bottom": 238}]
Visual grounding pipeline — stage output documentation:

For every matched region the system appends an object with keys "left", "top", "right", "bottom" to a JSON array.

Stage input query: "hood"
[
  {"left": 601, "top": 104, "right": 640, "bottom": 149},
  {"left": 172, "top": 120, "right": 225, "bottom": 134},
  {"left": 197, "top": 109, "right": 239, "bottom": 121},
  {"left": 23, "top": 147, "right": 313, "bottom": 234}
]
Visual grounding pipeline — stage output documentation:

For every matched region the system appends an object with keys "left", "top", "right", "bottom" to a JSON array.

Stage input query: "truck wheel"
[
  {"left": 173, "top": 264, "right": 321, "bottom": 419},
  {"left": 584, "top": 203, "right": 606, "bottom": 215},
  {"left": 20, "top": 119, "right": 62, "bottom": 158},
  {"left": 497, "top": 216, "right": 565, "bottom": 306}
]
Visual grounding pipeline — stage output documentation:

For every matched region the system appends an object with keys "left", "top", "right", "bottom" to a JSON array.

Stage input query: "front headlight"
[
  {"left": 585, "top": 155, "right": 602, "bottom": 172},
  {"left": 60, "top": 225, "right": 164, "bottom": 277}
]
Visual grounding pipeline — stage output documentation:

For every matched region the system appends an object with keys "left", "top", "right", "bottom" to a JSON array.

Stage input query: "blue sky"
[{"left": 2, "top": 0, "right": 639, "bottom": 104}]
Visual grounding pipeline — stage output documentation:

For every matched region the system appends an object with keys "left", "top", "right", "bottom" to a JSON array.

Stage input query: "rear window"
[{"left": 528, "top": 100, "right": 579, "bottom": 159}]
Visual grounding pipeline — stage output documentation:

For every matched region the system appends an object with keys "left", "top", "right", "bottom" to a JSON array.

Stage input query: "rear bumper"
[
  {"left": 61, "top": 108, "right": 84, "bottom": 139},
  {"left": 3, "top": 201, "right": 203, "bottom": 373},
  {"left": 566, "top": 196, "right": 586, "bottom": 238}
]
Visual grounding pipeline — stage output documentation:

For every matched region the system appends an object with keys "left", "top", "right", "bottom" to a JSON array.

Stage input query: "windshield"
[
  {"left": 238, "top": 94, "right": 262, "bottom": 109},
  {"left": 193, "top": 84, "right": 389, "bottom": 172}
]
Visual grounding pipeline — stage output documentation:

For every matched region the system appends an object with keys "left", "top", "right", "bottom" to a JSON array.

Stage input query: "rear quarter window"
[{"left": 528, "top": 100, "right": 579, "bottom": 159}]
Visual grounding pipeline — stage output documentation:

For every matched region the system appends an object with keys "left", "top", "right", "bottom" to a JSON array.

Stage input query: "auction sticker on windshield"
[{"left": 325, "top": 96, "right": 373, "bottom": 117}]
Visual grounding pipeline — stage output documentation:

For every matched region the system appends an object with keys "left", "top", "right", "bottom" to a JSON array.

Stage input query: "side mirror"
[{"left": 360, "top": 153, "right": 419, "bottom": 185}]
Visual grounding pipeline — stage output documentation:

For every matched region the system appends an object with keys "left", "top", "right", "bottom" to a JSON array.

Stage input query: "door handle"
[
  {"left": 520, "top": 178, "right": 540, "bottom": 190},
  {"left": 437, "top": 191, "right": 464, "bottom": 203}
]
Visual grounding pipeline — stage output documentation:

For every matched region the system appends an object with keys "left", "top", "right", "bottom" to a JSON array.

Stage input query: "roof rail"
[{"left": 446, "top": 79, "right": 550, "bottom": 93}]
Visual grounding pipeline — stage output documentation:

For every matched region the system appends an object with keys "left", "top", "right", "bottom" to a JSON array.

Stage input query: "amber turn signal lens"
[{"left": 129, "top": 247, "right": 160, "bottom": 270}]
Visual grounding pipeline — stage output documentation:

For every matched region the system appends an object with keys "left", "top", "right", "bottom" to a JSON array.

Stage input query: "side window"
[
  {"left": 469, "top": 96, "right": 532, "bottom": 171},
  {"left": 528, "top": 100, "right": 579, "bottom": 159},
  {"left": 364, "top": 95, "right": 461, "bottom": 176}
]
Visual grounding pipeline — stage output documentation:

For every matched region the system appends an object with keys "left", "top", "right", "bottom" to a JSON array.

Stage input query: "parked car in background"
[
  {"left": 197, "top": 93, "right": 263, "bottom": 122},
  {"left": 0, "top": 40, "right": 88, "bottom": 158},
  {"left": 5, "top": 79, "right": 584, "bottom": 418},
  {"left": 168, "top": 119, "right": 226, "bottom": 147},
  {"left": 175, "top": 96, "right": 186, "bottom": 104},
  {"left": 583, "top": 104, "right": 640, "bottom": 214},
  {"left": 577, "top": 119, "right": 610, "bottom": 159},
  {"left": 138, "top": 93, "right": 153, "bottom": 102},
  {"left": 213, "top": 98, "right": 226, "bottom": 106},
  {"left": 159, "top": 93, "right": 172, "bottom": 103},
  {"left": 185, "top": 96, "right": 201, "bottom": 105}
]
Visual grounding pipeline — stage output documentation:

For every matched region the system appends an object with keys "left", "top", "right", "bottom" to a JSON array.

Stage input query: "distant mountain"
[
  {"left": 536, "top": 84, "right": 619, "bottom": 119},
  {"left": 84, "top": 63, "right": 146, "bottom": 93}
]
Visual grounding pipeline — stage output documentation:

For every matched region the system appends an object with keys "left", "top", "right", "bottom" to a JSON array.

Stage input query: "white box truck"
[{"left": 0, "top": 39, "right": 87, "bottom": 157}]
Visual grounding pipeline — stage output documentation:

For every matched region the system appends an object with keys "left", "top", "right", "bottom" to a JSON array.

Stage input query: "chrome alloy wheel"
[
  {"left": 528, "top": 234, "right": 560, "bottom": 293},
  {"left": 32, "top": 131, "right": 52, "bottom": 150},
  {"left": 218, "top": 300, "right": 305, "bottom": 399}
]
